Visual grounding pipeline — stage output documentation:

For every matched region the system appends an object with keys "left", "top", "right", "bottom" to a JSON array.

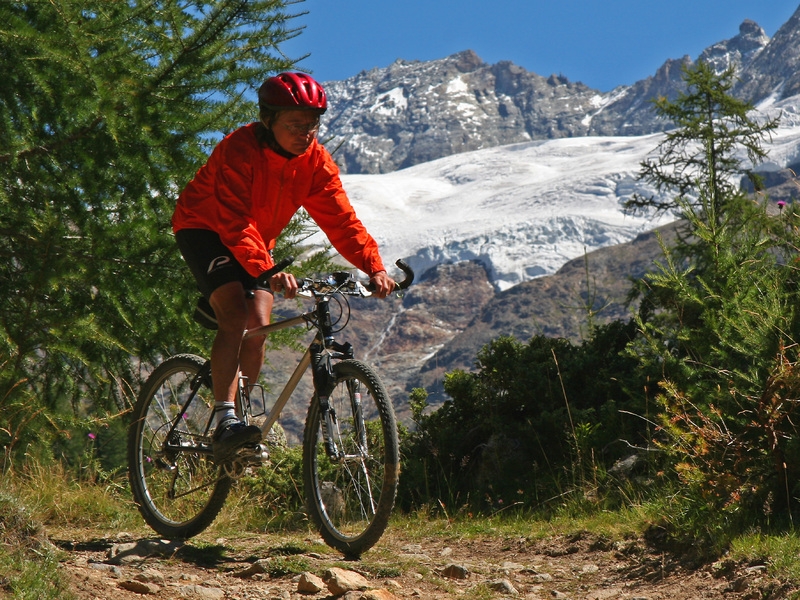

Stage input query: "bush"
[
  {"left": 237, "top": 444, "right": 308, "bottom": 531},
  {"left": 398, "top": 320, "right": 655, "bottom": 514}
]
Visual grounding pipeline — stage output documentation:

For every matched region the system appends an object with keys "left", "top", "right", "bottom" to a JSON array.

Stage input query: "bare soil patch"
[{"left": 50, "top": 525, "right": 796, "bottom": 599}]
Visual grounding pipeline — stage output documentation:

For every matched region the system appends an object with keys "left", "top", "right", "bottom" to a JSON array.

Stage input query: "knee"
[{"left": 241, "top": 334, "right": 267, "bottom": 355}]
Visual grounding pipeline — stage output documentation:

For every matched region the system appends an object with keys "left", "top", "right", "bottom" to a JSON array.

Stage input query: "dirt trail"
[{"left": 51, "top": 526, "right": 794, "bottom": 599}]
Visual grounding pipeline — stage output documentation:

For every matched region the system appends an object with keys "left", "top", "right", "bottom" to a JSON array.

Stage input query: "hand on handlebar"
[
  {"left": 269, "top": 271, "right": 299, "bottom": 299},
  {"left": 369, "top": 271, "right": 396, "bottom": 299}
]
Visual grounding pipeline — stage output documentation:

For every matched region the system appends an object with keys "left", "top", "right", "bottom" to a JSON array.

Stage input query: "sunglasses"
[{"left": 278, "top": 119, "right": 320, "bottom": 135}]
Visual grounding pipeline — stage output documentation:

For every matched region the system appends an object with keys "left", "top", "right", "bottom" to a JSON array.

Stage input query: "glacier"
[{"left": 310, "top": 94, "right": 800, "bottom": 291}]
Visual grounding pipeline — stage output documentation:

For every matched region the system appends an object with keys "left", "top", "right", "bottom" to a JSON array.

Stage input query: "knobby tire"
[
  {"left": 127, "top": 354, "right": 231, "bottom": 539},
  {"left": 302, "top": 359, "right": 399, "bottom": 556}
]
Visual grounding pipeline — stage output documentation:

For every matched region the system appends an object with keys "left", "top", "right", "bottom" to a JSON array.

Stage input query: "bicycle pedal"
[
  {"left": 221, "top": 443, "right": 268, "bottom": 472},
  {"left": 235, "top": 443, "right": 269, "bottom": 465}
]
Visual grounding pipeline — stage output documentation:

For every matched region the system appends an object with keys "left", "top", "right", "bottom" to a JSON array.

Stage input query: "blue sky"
[{"left": 280, "top": 1, "right": 799, "bottom": 92}]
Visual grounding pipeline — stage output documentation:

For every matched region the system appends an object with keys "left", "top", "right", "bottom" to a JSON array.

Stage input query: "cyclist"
[{"left": 172, "top": 72, "right": 396, "bottom": 462}]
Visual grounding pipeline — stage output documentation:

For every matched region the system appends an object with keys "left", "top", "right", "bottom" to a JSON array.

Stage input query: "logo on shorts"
[{"left": 207, "top": 256, "right": 231, "bottom": 274}]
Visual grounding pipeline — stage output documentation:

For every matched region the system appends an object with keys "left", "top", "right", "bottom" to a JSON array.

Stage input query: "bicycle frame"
[
  {"left": 159, "top": 297, "right": 342, "bottom": 462},
  {"left": 164, "top": 260, "right": 413, "bottom": 460},
  {"left": 243, "top": 295, "right": 352, "bottom": 449}
]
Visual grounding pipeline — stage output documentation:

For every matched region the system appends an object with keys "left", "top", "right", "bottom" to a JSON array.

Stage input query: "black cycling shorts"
[{"left": 175, "top": 229, "right": 270, "bottom": 299}]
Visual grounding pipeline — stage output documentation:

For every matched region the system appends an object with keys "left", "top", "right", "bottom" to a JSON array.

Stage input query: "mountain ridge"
[{"left": 320, "top": 6, "right": 800, "bottom": 175}]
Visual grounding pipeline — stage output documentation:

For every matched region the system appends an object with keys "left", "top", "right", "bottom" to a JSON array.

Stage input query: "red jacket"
[{"left": 172, "top": 123, "right": 385, "bottom": 278}]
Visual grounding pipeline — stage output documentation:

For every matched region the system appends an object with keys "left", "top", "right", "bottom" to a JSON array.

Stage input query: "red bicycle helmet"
[{"left": 258, "top": 72, "right": 327, "bottom": 113}]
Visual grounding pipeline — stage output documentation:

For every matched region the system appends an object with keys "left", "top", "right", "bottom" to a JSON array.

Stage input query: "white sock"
[{"left": 214, "top": 402, "right": 236, "bottom": 425}]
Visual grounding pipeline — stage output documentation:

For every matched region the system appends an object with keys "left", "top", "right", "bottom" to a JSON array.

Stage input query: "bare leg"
[
  {"left": 209, "top": 284, "right": 273, "bottom": 408},
  {"left": 238, "top": 288, "right": 273, "bottom": 394},
  {"left": 207, "top": 283, "right": 272, "bottom": 460},
  {"left": 209, "top": 281, "right": 249, "bottom": 410}
]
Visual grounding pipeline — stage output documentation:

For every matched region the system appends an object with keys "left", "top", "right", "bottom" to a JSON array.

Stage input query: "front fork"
[{"left": 311, "top": 298, "right": 354, "bottom": 459}]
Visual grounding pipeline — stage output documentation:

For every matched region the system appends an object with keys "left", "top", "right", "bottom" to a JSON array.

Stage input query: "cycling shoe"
[{"left": 212, "top": 417, "right": 262, "bottom": 463}]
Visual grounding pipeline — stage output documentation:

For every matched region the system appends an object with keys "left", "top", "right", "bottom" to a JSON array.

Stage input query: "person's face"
[{"left": 269, "top": 110, "right": 320, "bottom": 156}]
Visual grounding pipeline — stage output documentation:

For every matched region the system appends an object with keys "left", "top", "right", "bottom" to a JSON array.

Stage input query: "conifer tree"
[
  {"left": 0, "top": 0, "right": 304, "bottom": 463},
  {"left": 627, "top": 61, "right": 779, "bottom": 262},
  {"left": 627, "top": 61, "right": 784, "bottom": 388},
  {"left": 626, "top": 61, "right": 800, "bottom": 535},
  {"left": 631, "top": 63, "right": 777, "bottom": 204}
]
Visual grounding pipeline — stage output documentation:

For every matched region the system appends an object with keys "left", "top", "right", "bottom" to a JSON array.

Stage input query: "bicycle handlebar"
[
  {"left": 258, "top": 257, "right": 414, "bottom": 297},
  {"left": 256, "top": 256, "right": 296, "bottom": 288}
]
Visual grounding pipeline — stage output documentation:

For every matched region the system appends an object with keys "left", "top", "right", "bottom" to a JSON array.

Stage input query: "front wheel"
[
  {"left": 302, "top": 360, "right": 399, "bottom": 556},
  {"left": 127, "top": 354, "right": 231, "bottom": 539}
]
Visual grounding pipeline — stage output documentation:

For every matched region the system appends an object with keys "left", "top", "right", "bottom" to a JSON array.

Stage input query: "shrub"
[{"left": 398, "top": 320, "right": 654, "bottom": 514}]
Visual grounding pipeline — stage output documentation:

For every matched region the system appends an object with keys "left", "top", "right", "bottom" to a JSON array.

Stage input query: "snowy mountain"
[
  {"left": 324, "top": 120, "right": 800, "bottom": 411},
  {"left": 341, "top": 133, "right": 674, "bottom": 292},
  {"left": 736, "top": 8, "right": 800, "bottom": 103},
  {"left": 321, "top": 49, "right": 601, "bottom": 174},
  {"left": 321, "top": 7, "right": 800, "bottom": 176},
  {"left": 329, "top": 123, "right": 800, "bottom": 413},
  {"left": 274, "top": 9, "right": 800, "bottom": 425}
]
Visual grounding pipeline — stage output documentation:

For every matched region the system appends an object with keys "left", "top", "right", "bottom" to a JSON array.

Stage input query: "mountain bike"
[{"left": 127, "top": 258, "right": 414, "bottom": 556}]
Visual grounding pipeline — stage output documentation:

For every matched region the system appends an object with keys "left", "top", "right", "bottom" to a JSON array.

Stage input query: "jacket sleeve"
[{"left": 303, "top": 152, "right": 386, "bottom": 276}]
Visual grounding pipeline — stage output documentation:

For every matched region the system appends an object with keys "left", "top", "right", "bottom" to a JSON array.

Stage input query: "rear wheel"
[
  {"left": 302, "top": 360, "right": 399, "bottom": 556},
  {"left": 127, "top": 354, "right": 231, "bottom": 538}
]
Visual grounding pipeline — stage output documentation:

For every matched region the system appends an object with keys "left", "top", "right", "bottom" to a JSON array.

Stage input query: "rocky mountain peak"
[
  {"left": 321, "top": 11, "right": 800, "bottom": 175},
  {"left": 698, "top": 19, "right": 768, "bottom": 74},
  {"left": 447, "top": 48, "right": 486, "bottom": 72},
  {"left": 322, "top": 50, "right": 599, "bottom": 174},
  {"left": 735, "top": 6, "right": 800, "bottom": 102}
]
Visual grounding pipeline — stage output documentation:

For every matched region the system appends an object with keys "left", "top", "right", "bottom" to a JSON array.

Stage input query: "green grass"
[
  {"left": 729, "top": 532, "right": 800, "bottom": 582},
  {"left": 384, "top": 501, "right": 655, "bottom": 545},
  {"left": 0, "top": 491, "right": 72, "bottom": 600},
  {"left": 0, "top": 549, "right": 67, "bottom": 600},
  {"left": 0, "top": 461, "right": 141, "bottom": 600},
  {"left": 5, "top": 461, "right": 140, "bottom": 532}
]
